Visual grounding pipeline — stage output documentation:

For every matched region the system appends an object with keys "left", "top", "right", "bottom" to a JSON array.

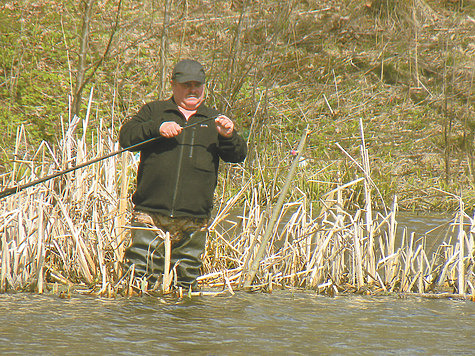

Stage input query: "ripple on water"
[{"left": 0, "top": 291, "right": 473, "bottom": 355}]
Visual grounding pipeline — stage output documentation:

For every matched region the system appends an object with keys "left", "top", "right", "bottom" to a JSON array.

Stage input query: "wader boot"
[{"left": 124, "top": 215, "right": 207, "bottom": 290}]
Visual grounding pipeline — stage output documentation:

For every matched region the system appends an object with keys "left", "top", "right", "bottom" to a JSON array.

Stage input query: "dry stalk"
[{"left": 0, "top": 112, "right": 473, "bottom": 298}]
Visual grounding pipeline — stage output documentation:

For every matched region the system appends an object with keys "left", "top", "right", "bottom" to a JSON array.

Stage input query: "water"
[
  {"left": 395, "top": 212, "right": 462, "bottom": 255},
  {"left": 0, "top": 291, "right": 473, "bottom": 355}
]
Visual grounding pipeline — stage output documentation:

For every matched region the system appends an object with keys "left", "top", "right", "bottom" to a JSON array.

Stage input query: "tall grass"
[
  {"left": 0, "top": 107, "right": 473, "bottom": 298},
  {"left": 0, "top": 106, "right": 130, "bottom": 295}
]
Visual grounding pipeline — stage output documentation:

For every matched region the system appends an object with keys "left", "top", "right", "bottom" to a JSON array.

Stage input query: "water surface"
[{"left": 1, "top": 291, "right": 473, "bottom": 355}]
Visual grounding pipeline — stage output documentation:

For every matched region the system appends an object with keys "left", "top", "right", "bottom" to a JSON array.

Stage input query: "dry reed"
[{"left": 0, "top": 105, "right": 473, "bottom": 299}]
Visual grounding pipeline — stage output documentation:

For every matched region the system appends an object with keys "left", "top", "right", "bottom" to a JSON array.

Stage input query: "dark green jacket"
[{"left": 119, "top": 98, "right": 247, "bottom": 218}]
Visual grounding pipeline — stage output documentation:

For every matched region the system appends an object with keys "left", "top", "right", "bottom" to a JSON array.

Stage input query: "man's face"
[{"left": 172, "top": 80, "right": 205, "bottom": 110}]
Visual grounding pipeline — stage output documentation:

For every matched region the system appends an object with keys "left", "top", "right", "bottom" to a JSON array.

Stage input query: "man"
[{"left": 119, "top": 59, "right": 247, "bottom": 291}]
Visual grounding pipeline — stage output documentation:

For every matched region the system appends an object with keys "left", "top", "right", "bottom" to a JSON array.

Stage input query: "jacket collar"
[{"left": 164, "top": 97, "right": 215, "bottom": 118}]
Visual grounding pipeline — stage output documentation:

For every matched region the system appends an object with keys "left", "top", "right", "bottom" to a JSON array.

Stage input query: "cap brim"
[{"left": 174, "top": 74, "right": 205, "bottom": 83}]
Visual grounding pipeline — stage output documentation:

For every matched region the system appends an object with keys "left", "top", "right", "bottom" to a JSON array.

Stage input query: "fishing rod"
[{"left": 0, "top": 115, "right": 218, "bottom": 200}]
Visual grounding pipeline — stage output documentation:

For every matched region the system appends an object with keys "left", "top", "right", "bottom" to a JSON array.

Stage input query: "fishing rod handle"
[{"left": 0, "top": 187, "right": 17, "bottom": 199}]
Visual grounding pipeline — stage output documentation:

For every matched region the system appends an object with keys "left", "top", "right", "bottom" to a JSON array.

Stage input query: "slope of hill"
[{"left": 0, "top": 0, "right": 473, "bottom": 211}]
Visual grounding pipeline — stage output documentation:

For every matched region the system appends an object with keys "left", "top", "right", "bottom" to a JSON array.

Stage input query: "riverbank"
[{"left": 1, "top": 0, "right": 474, "bottom": 210}]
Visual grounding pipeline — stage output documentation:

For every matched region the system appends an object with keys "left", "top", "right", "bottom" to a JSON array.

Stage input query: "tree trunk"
[{"left": 72, "top": 0, "right": 95, "bottom": 119}]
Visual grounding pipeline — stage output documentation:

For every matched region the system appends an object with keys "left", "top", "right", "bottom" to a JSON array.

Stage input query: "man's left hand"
[{"left": 215, "top": 115, "right": 234, "bottom": 138}]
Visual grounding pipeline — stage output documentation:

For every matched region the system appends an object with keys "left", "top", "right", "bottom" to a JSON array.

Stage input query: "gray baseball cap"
[{"left": 172, "top": 59, "right": 206, "bottom": 83}]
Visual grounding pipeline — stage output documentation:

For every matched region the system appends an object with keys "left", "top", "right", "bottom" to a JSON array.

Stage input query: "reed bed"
[
  {"left": 203, "top": 188, "right": 474, "bottom": 298},
  {"left": 0, "top": 114, "right": 474, "bottom": 299}
]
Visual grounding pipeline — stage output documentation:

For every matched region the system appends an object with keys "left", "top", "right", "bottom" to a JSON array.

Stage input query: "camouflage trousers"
[{"left": 124, "top": 210, "right": 209, "bottom": 290}]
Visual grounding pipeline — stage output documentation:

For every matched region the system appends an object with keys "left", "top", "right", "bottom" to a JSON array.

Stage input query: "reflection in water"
[{"left": 0, "top": 291, "right": 473, "bottom": 354}]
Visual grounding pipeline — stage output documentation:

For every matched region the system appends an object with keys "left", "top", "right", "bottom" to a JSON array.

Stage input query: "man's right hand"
[{"left": 160, "top": 121, "right": 183, "bottom": 138}]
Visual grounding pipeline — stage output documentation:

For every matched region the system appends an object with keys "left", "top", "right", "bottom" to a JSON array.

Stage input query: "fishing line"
[{"left": 0, "top": 115, "right": 218, "bottom": 199}]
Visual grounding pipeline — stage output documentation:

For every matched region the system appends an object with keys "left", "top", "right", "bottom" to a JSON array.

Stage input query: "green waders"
[{"left": 124, "top": 211, "right": 208, "bottom": 290}]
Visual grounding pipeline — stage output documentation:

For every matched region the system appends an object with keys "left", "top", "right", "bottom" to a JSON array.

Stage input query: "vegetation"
[
  {"left": 0, "top": 0, "right": 474, "bottom": 296},
  {"left": 0, "top": 0, "right": 473, "bottom": 211},
  {"left": 0, "top": 116, "right": 473, "bottom": 298}
]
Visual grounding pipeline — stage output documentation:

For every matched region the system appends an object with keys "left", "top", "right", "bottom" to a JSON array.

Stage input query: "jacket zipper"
[
  {"left": 170, "top": 122, "right": 187, "bottom": 217},
  {"left": 189, "top": 128, "right": 195, "bottom": 158}
]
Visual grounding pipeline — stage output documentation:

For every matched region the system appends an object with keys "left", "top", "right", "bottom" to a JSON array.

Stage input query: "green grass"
[{"left": 0, "top": 0, "right": 473, "bottom": 212}]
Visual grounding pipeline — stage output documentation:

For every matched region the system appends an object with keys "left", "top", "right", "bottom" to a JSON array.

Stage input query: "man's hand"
[
  {"left": 160, "top": 121, "right": 183, "bottom": 138},
  {"left": 215, "top": 115, "right": 234, "bottom": 138}
]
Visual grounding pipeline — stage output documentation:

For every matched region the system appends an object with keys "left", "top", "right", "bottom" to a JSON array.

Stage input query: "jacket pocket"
[{"left": 191, "top": 126, "right": 218, "bottom": 172}]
